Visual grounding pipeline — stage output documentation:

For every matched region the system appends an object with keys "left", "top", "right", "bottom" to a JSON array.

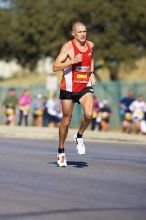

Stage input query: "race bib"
[
  {"left": 124, "top": 112, "right": 132, "bottom": 121},
  {"left": 133, "top": 111, "right": 144, "bottom": 120},
  {"left": 92, "top": 110, "right": 97, "bottom": 118},
  {"left": 6, "top": 108, "right": 14, "bottom": 116},
  {"left": 73, "top": 72, "right": 90, "bottom": 84},
  {"left": 35, "top": 109, "right": 43, "bottom": 116},
  {"left": 101, "top": 112, "right": 109, "bottom": 119}
]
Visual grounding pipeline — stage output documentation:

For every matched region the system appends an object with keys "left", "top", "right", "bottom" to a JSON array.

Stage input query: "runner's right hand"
[{"left": 73, "top": 53, "right": 82, "bottom": 64}]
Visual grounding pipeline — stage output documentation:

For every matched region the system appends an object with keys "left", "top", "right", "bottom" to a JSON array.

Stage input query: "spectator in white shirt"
[
  {"left": 129, "top": 95, "right": 146, "bottom": 134},
  {"left": 46, "top": 93, "right": 62, "bottom": 127}
]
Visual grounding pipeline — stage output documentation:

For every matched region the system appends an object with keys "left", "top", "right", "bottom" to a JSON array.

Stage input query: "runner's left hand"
[{"left": 90, "top": 73, "right": 96, "bottom": 86}]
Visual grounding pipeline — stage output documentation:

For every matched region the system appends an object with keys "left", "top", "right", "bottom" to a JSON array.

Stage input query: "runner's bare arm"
[
  {"left": 91, "top": 57, "right": 94, "bottom": 72},
  {"left": 87, "top": 40, "right": 94, "bottom": 72},
  {"left": 53, "top": 42, "right": 82, "bottom": 72},
  {"left": 89, "top": 42, "right": 96, "bottom": 86},
  {"left": 90, "top": 59, "right": 96, "bottom": 86}
]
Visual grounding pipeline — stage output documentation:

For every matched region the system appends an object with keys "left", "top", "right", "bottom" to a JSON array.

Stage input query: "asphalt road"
[{"left": 0, "top": 137, "right": 146, "bottom": 220}]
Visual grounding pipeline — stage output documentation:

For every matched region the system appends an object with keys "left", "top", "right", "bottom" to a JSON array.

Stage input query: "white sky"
[{"left": 0, "top": 0, "right": 11, "bottom": 9}]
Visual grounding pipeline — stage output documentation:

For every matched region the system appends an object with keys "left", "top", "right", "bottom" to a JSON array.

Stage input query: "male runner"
[{"left": 53, "top": 21, "right": 96, "bottom": 167}]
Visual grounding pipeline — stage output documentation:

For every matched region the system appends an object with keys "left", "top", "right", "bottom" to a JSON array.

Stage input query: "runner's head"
[{"left": 72, "top": 21, "right": 87, "bottom": 43}]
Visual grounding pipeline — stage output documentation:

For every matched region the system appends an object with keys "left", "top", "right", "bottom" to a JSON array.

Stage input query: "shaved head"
[{"left": 72, "top": 22, "right": 86, "bottom": 32}]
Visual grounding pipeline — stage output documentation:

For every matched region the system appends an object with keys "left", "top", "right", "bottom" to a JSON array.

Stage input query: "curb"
[{"left": 0, "top": 125, "right": 145, "bottom": 145}]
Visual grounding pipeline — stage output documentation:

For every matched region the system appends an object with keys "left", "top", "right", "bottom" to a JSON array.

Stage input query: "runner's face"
[{"left": 72, "top": 25, "right": 87, "bottom": 43}]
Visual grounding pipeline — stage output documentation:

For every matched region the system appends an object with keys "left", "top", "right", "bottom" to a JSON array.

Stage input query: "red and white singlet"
[{"left": 60, "top": 40, "right": 92, "bottom": 92}]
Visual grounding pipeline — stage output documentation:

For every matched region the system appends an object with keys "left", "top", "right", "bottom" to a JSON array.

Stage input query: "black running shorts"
[{"left": 59, "top": 86, "right": 94, "bottom": 104}]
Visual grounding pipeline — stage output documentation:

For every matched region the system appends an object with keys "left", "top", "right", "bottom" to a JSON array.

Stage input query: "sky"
[{"left": 0, "top": 0, "right": 11, "bottom": 9}]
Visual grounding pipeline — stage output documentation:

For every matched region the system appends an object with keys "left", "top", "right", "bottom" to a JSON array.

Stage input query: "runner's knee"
[
  {"left": 84, "top": 111, "right": 92, "bottom": 120},
  {"left": 62, "top": 117, "right": 71, "bottom": 126}
]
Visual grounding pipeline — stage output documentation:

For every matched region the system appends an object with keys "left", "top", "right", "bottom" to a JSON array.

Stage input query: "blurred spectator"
[
  {"left": 46, "top": 93, "right": 62, "bottom": 127},
  {"left": 46, "top": 73, "right": 58, "bottom": 98},
  {"left": 140, "top": 109, "right": 146, "bottom": 135},
  {"left": 100, "top": 100, "right": 112, "bottom": 131},
  {"left": 32, "top": 94, "right": 44, "bottom": 126},
  {"left": 141, "top": 120, "right": 146, "bottom": 135},
  {"left": 42, "top": 96, "right": 49, "bottom": 127},
  {"left": 18, "top": 89, "right": 31, "bottom": 126},
  {"left": 129, "top": 95, "right": 146, "bottom": 134},
  {"left": 91, "top": 96, "right": 101, "bottom": 131},
  {"left": 3, "top": 88, "right": 18, "bottom": 125},
  {"left": 119, "top": 90, "right": 135, "bottom": 133}
]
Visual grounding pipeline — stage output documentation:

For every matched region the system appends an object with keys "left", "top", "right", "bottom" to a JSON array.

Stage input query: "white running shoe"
[
  {"left": 74, "top": 133, "right": 85, "bottom": 155},
  {"left": 57, "top": 153, "right": 67, "bottom": 167}
]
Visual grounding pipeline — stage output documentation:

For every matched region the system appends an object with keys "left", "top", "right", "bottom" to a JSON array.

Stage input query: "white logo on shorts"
[{"left": 89, "top": 88, "right": 93, "bottom": 92}]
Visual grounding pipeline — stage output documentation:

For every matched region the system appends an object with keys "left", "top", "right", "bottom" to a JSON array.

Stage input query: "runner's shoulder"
[
  {"left": 62, "top": 41, "right": 73, "bottom": 51},
  {"left": 87, "top": 40, "right": 94, "bottom": 48}
]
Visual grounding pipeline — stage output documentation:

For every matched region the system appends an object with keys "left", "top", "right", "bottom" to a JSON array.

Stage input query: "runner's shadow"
[
  {"left": 48, "top": 161, "right": 88, "bottom": 168},
  {"left": 67, "top": 161, "right": 88, "bottom": 168}
]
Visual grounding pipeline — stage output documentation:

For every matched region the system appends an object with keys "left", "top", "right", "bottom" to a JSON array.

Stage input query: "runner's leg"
[
  {"left": 59, "top": 100, "right": 74, "bottom": 149},
  {"left": 78, "top": 92, "right": 94, "bottom": 135}
]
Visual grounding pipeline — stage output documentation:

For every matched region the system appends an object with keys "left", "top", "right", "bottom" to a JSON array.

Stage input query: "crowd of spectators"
[
  {"left": 91, "top": 96, "right": 112, "bottom": 132},
  {"left": 119, "top": 90, "right": 146, "bottom": 135},
  {"left": 1, "top": 88, "right": 62, "bottom": 128},
  {"left": 1, "top": 88, "right": 146, "bottom": 135},
  {"left": 91, "top": 90, "right": 146, "bottom": 135}
]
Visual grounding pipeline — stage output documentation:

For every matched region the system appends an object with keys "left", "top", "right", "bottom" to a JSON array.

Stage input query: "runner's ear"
[{"left": 72, "top": 31, "right": 75, "bottom": 37}]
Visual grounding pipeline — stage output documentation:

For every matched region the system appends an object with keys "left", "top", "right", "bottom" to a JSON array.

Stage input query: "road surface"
[{"left": 0, "top": 137, "right": 146, "bottom": 220}]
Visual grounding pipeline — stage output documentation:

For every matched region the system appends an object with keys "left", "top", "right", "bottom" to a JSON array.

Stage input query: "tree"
[{"left": 0, "top": 0, "right": 146, "bottom": 79}]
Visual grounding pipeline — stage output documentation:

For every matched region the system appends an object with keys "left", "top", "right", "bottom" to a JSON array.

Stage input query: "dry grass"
[
  {"left": 0, "top": 57, "right": 146, "bottom": 87},
  {"left": 0, "top": 74, "right": 47, "bottom": 87},
  {"left": 96, "top": 57, "right": 146, "bottom": 81},
  {"left": 119, "top": 57, "right": 146, "bottom": 81}
]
